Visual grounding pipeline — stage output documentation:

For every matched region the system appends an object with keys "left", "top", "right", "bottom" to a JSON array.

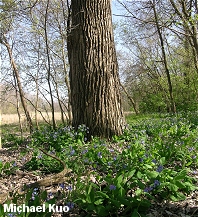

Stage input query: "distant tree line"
[{"left": 116, "top": 0, "right": 198, "bottom": 113}]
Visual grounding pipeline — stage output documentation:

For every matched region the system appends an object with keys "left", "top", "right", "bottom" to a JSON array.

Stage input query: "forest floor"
[
  {"left": 1, "top": 112, "right": 198, "bottom": 216},
  {"left": 1, "top": 144, "right": 198, "bottom": 217}
]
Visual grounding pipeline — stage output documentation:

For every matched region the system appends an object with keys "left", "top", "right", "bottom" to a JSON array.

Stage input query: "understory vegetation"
[{"left": 1, "top": 112, "right": 198, "bottom": 217}]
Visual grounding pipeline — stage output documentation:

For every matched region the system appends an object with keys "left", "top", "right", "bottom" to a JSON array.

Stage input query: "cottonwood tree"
[{"left": 67, "top": 0, "right": 126, "bottom": 139}]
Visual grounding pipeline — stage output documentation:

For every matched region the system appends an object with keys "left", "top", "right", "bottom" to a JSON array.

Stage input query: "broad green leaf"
[
  {"left": 94, "top": 199, "right": 103, "bottom": 205},
  {"left": 96, "top": 205, "right": 107, "bottom": 216},
  {"left": 0, "top": 204, "right": 4, "bottom": 215},
  {"left": 175, "top": 192, "right": 186, "bottom": 201},
  {"left": 26, "top": 190, "right": 33, "bottom": 201},
  {"left": 174, "top": 181, "right": 186, "bottom": 189},
  {"left": 109, "top": 198, "right": 121, "bottom": 208},
  {"left": 127, "top": 169, "right": 136, "bottom": 178},
  {"left": 131, "top": 209, "right": 139, "bottom": 217},
  {"left": 135, "top": 188, "right": 142, "bottom": 196},
  {"left": 144, "top": 164, "right": 153, "bottom": 169},
  {"left": 174, "top": 169, "right": 187, "bottom": 181},
  {"left": 184, "top": 182, "right": 197, "bottom": 191},
  {"left": 41, "top": 190, "right": 47, "bottom": 200},
  {"left": 137, "top": 171, "right": 142, "bottom": 179},
  {"left": 116, "top": 174, "right": 123, "bottom": 185},
  {"left": 88, "top": 183, "right": 92, "bottom": 195},
  {"left": 146, "top": 171, "right": 158, "bottom": 179},
  {"left": 159, "top": 157, "right": 166, "bottom": 165},
  {"left": 118, "top": 186, "right": 126, "bottom": 197},
  {"left": 97, "top": 191, "right": 109, "bottom": 199},
  {"left": 168, "top": 183, "right": 179, "bottom": 192},
  {"left": 87, "top": 203, "right": 95, "bottom": 211}
]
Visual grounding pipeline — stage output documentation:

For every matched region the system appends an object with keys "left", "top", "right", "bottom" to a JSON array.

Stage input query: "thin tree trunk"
[
  {"left": 35, "top": 39, "right": 41, "bottom": 129},
  {"left": 60, "top": 35, "right": 72, "bottom": 124},
  {"left": 61, "top": 0, "right": 73, "bottom": 124},
  {"left": 13, "top": 74, "right": 23, "bottom": 136},
  {"left": 153, "top": 0, "right": 176, "bottom": 113},
  {"left": 44, "top": 0, "right": 56, "bottom": 129},
  {"left": 169, "top": 0, "right": 198, "bottom": 73},
  {"left": 119, "top": 82, "right": 139, "bottom": 115},
  {"left": 2, "top": 36, "right": 33, "bottom": 132},
  {"left": 35, "top": 75, "right": 39, "bottom": 128},
  {"left": 51, "top": 59, "right": 65, "bottom": 125},
  {"left": 67, "top": 0, "right": 126, "bottom": 139}
]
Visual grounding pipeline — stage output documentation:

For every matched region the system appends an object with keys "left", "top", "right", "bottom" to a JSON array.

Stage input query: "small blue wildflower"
[
  {"left": 82, "top": 149, "right": 88, "bottom": 154},
  {"left": 127, "top": 145, "right": 131, "bottom": 149},
  {"left": 94, "top": 144, "right": 98, "bottom": 148},
  {"left": 109, "top": 185, "right": 116, "bottom": 190},
  {"left": 60, "top": 183, "right": 65, "bottom": 189},
  {"left": 84, "top": 158, "right": 89, "bottom": 163},
  {"left": 21, "top": 157, "right": 26, "bottom": 162},
  {"left": 189, "top": 147, "right": 194, "bottom": 151},
  {"left": 179, "top": 141, "right": 184, "bottom": 145},
  {"left": 156, "top": 165, "right": 163, "bottom": 173},
  {"left": 37, "top": 154, "right": 42, "bottom": 159},
  {"left": 149, "top": 186, "right": 153, "bottom": 191},
  {"left": 144, "top": 187, "right": 149, "bottom": 193},
  {"left": 98, "top": 152, "right": 102, "bottom": 158},
  {"left": 50, "top": 150, "right": 56, "bottom": 155},
  {"left": 139, "top": 158, "right": 143, "bottom": 162},
  {"left": 84, "top": 137, "right": 87, "bottom": 142},
  {"left": 66, "top": 202, "right": 74, "bottom": 209},
  {"left": 192, "top": 155, "right": 196, "bottom": 159},
  {"left": 144, "top": 186, "right": 153, "bottom": 192},
  {"left": 67, "top": 186, "right": 72, "bottom": 191},
  {"left": 140, "top": 139, "right": 145, "bottom": 145},
  {"left": 12, "top": 162, "right": 17, "bottom": 167},
  {"left": 32, "top": 188, "right": 38, "bottom": 200},
  {"left": 152, "top": 159, "right": 157, "bottom": 164},
  {"left": 7, "top": 213, "right": 16, "bottom": 217},
  {"left": 153, "top": 180, "right": 160, "bottom": 188},
  {"left": 101, "top": 143, "right": 106, "bottom": 146},
  {"left": 53, "top": 133, "right": 57, "bottom": 140},
  {"left": 70, "top": 149, "right": 75, "bottom": 155},
  {"left": 108, "top": 162, "right": 112, "bottom": 166},
  {"left": 113, "top": 156, "right": 117, "bottom": 161},
  {"left": 33, "top": 187, "right": 39, "bottom": 192},
  {"left": 48, "top": 192, "right": 53, "bottom": 197},
  {"left": 109, "top": 149, "right": 114, "bottom": 152},
  {"left": 123, "top": 164, "right": 127, "bottom": 169}
]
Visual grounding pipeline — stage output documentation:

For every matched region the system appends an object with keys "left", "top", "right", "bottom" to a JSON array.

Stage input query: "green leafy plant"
[{"left": 1, "top": 112, "right": 198, "bottom": 216}]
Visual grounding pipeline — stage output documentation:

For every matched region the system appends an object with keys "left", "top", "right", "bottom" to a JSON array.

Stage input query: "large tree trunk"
[{"left": 67, "top": 0, "right": 126, "bottom": 139}]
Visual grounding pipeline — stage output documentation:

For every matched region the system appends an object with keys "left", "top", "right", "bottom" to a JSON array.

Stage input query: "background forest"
[{"left": 1, "top": 0, "right": 198, "bottom": 127}]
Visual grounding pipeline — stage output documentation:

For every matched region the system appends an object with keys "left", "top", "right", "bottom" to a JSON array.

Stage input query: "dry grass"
[
  {"left": 1, "top": 112, "right": 64, "bottom": 125},
  {"left": 1, "top": 111, "right": 134, "bottom": 125}
]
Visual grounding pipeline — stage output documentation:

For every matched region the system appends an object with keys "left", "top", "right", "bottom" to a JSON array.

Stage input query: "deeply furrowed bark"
[{"left": 67, "top": 0, "right": 126, "bottom": 139}]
